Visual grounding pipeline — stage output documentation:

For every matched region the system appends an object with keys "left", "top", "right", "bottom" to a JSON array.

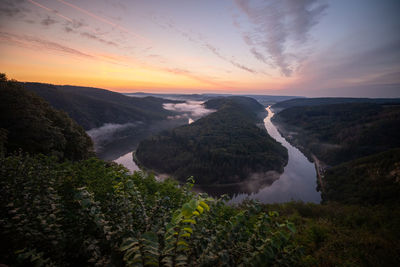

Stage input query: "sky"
[{"left": 0, "top": 0, "right": 399, "bottom": 97}]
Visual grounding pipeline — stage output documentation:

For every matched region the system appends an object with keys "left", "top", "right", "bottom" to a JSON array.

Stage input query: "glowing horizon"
[{"left": 1, "top": 0, "right": 399, "bottom": 97}]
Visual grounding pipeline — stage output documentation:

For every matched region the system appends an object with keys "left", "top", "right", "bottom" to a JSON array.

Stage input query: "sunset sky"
[{"left": 1, "top": 0, "right": 399, "bottom": 96}]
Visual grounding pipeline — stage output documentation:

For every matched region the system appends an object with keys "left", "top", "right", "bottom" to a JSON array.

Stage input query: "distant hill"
[
  {"left": 136, "top": 96, "right": 288, "bottom": 184},
  {"left": 125, "top": 92, "right": 212, "bottom": 101},
  {"left": 273, "top": 102, "right": 400, "bottom": 166},
  {"left": 127, "top": 92, "right": 300, "bottom": 106},
  {"left": 243, "top": 95, "right": 301, "bottom": 106},
  {"left": 273, "top": 97, "right": 400, "bottom": 111},
  {"left": 273, "top": 102, "right": 400, "bottom": 206},
  {"left": 204, "top": 96, "right": 266, "bottom": 117},
  {"left": 0, "top": 74, "right": 93, "bottom": 160},
  {"left": 23, "top": 83, "right": 180, "bottom": 130}
]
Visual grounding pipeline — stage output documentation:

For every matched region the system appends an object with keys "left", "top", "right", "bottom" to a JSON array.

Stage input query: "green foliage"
[
  {"left": 0, "top": 154, "right": 300, "bottom": 266},
  {"left": 0, "top": 74, "right": 94, "bottom": 160},
  {"left": 273, "top": 97, "right": 400, "bottom": 110},
  {"left": 263, "top": 202, "right": 400, "bottom": 266},
  {"left": 273, "top": 102, "right": 400, "bottom": 165},
  {"left": 323, "top": 148, "right": 400, "bottom": 205},
  {"left": 0, "top": 128, "right": 7, "bottom": 157},
  {"left": 136, "top": 97, "right": 288, "bottom": 184},
  {"left": 273, "top": 102, "right": 400, "bottom": 206}
]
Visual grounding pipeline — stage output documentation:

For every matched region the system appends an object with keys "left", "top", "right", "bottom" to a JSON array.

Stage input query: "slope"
[
  {"left": 0, "top": 74, "right": 93, "bottom": 160},
  {"left": 136, "top": 96, "right": 288, "bottom": 184},
  {"left": 23, "top": 82, "right": 179, "bottom": 130}
]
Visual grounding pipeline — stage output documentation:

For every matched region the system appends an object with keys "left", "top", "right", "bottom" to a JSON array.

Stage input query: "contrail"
[
  {"left": 56, "top": 0, "right": 151, "bottom": 44},
  {"left": 27, "top": 0, "right": 73, "bottom": 23},
  {"left": 26, "top": 0, "right": 98, "bottom": 34}
]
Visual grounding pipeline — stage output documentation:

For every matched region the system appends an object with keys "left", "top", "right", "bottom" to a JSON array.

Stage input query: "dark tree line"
[{"left": 0, "top": 73, "right": 94, "bottom": 161}]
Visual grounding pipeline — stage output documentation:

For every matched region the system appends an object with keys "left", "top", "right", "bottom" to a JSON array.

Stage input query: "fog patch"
[
  {"left": 163, "top": 101, "right": 215, "bottom": 121},
  {"left": 87, "top": 122, "right": 142, "bottom": 151}
]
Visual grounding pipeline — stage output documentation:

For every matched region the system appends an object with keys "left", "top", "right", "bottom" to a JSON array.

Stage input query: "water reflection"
[
  {"left": 230, "top": 106, "right": 321, "bottom": 203},
  {"left": 108, "top": 106, "right": 321, "bottom": 203}
]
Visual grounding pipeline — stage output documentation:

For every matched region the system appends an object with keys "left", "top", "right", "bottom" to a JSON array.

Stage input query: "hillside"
[
  {"left": 1, "top": 74, "right": 399, "bottom": 266},
  {"left": 136, "top": 96, "right": 288, "bottom": 184},
  {"left": 322, "top": 149, "right": 400, "bottom": 205},
  {"left": 0, "top": 74, "right": 93, "bottom": 160},
  {"left": 273, "top": 102, "right": 400, "bottom": 207},
  {"left": 273, "top": 102, "right": 400, "bottom": 166},
  {"left": 273, "top": 97, "right": 400, "bottom": 111},
  {"left": 23, "top": 82, "right": 180, "bottom": 130},
  {"left": 126, "top": 92, "right": 299, "bottom": 106}
]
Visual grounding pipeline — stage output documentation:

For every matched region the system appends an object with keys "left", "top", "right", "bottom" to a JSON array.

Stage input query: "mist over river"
[{"left": 100, "top": 105, "right": 320, "bottom": 204}]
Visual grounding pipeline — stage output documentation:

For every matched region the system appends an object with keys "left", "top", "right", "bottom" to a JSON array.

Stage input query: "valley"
[
  {"left": 2, "top": 74, "right": 400, "bottom": 266},
  {"left": 2, "top": 1, "right": 400, "bottom": 265}
]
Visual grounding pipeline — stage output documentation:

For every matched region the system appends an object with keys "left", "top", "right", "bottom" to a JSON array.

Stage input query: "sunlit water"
[
  {"left": 114, "top": 152, "right": 139, "bottom": 173},
  {"left": 230, "top": 106, "right": 321, "bottom": 203}
]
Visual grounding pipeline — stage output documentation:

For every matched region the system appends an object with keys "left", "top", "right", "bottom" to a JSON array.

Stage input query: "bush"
[{"left": 0, "top": 154, "right": 300, "bottom": 266}]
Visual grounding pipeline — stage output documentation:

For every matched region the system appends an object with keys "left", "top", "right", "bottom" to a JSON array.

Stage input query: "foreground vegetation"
[
  {"left": 0, "top": 154, "right": 301, "bottom": 266},
  {"left": 322, "top": 148, "right": 400, "bottom": 205},
  {"left": 264, "top": 201, "right": 400, "bottom": 266},
  {"left": 1, "top": 154, "right": 399, "bottom": 266},
  {"left": 136, "top": 97, "right": 288, "bottom": 184}
]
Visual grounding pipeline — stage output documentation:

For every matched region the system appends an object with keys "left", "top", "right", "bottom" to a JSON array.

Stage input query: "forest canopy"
[
  {"left": 0, "top": 74, "right": 93, "bottom": 161},
  {"left": 136, "top": 96, "right": 288, "bottom": 184}
]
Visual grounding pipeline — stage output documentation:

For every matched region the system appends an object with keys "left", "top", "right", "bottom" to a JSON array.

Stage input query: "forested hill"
[
  {"left": 273, "top": 97, "right": 400, "bottom": 111},
  {"left": 273, "top": 102, "right": 400, "bottom": 166},
  {"left": 273, "top": 102, "right": 400, "bottom": 206},
  {"left": 22, "top": 82, "right": 180, "bottom": 130},
  {"left": 0, "top": 74, "right": 93, "bottom": 160},
  {"left": 322, "top": 148, "right": 400, "bottom": 205},
  {"left": 204, "top": 96, "right": 265, "bottom": 117},
  {"left": 136, "top": 96, "right": 288, "bottom": 184}
]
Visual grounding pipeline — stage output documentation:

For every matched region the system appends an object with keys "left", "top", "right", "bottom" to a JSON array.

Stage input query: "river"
[
  {"left": 112, "top": 107, "right": 321, "bottom": 203},
  {"left": 230, "top": 106, "right": 321, "bottom": 203}
]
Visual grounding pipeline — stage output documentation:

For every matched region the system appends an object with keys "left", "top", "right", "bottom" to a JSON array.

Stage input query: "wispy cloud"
[
  {"left": 153, "top": 15, "right": 257, "bottom": 74},
  {"left": 298, "top": 39, "right": 400, "bottom": 88},
  {"left": 0, "top": 31, "right": 93, "bottom": 59},
  {"left": 24, "top": 0, "right": 122, "bottom": 48},
  {"left": 0, "top": 6, "right": 21, "bottom": 17},
  {"left": 204, "top": 43, "right": 256, "bottom": 74},
  {"left": 80, "top": 32, "right": 118, "bottom": 47},
  {"left": 163, "top": 67, "right": 228, "bottom": 88},
  {"left": 0, "top": 0, "right": 30, "bottom": 18},
  {"left": 56, "top": 0, "right": 150, "bottom": 44},
  {"left": 234, "top": 0, "right": 328, "bottom": 76},
  {"left": 41, "top": 16, "right": 58, "bottom": 26}
]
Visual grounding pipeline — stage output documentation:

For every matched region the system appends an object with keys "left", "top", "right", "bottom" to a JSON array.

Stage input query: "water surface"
[
  {"left": 107, "top": 106, "right": 321, "bottom": 203},
  {"left": 114, "top": 152, "right": 139, "bottom": 173},
  {"left": 230, "top": 106, "right": 321, "bottom": 203}
]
